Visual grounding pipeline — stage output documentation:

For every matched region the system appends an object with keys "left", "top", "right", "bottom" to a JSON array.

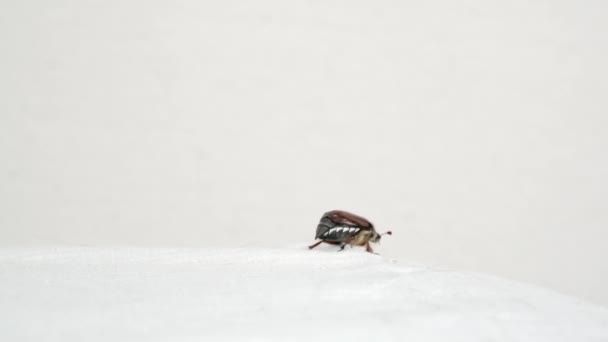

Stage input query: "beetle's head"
[
  {"left": 370, "top": 231, "right": 382, "bottom": 243},
  {"left": 371, "top": 230, "right": 393, "bottom": 244}
]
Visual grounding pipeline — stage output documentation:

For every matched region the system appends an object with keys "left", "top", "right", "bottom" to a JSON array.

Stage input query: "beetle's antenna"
[{"left": 381, "top": 231, "right": 392, "bottom": 236}]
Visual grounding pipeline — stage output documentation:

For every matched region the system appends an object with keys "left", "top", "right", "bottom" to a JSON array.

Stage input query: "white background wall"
[{"left": 1, "top": 0, "right": 607, "bottom": 305}]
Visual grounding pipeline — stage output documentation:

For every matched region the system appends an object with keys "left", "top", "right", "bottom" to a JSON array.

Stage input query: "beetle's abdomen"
[{"left": 317, "top": 225, "right": 362, "bottom": 242}]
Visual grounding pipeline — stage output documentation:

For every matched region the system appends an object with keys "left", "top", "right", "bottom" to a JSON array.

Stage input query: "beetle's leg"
[
  {"left": 338, "top": 236, "right": 355, "bottom": 252},
  {"left": 365, "top": 242, "right": 381, "bottom": 255},
  {"left": 308, "top": 240, "right": 323, "bottom": 250},
  {"left": 365, "top": 242, "right": 374, "bottom": 253}
]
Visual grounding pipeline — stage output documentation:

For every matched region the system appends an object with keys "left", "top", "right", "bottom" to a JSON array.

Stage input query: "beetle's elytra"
[{"left": 308, "top": 210, "right": 392, "bottom": 254}]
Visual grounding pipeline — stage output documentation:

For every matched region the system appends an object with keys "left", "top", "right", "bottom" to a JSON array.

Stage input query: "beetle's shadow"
[{"left": 305, "top": 243, "right": 368, "bottom": 254}]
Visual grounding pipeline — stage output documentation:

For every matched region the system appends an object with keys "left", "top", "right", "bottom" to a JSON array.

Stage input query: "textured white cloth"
[{"left": 1, "top": 247, "right": 607, "bottom": 341}]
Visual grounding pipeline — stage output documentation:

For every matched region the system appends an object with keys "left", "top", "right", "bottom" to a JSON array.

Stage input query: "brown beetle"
[{"left": 308, "top": 210, "right": 392, "bottom": 254}]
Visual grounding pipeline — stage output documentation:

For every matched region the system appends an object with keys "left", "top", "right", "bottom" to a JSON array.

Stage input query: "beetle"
[{"left": 308, "top": 210, "right": 392, "bottom": 254}]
